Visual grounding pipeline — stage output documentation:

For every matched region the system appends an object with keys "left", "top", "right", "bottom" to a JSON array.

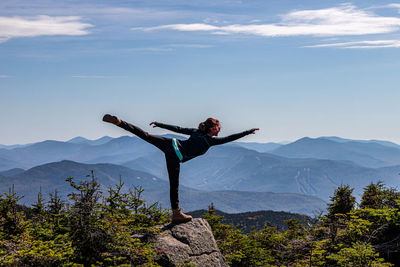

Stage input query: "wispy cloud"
[
  {"left": 0, "top": 15, "right": 93, "bottom": 42},
  {"left": 387, "top": 3, "right": 400, "bottom": 10},
  {"left": 168, "top": 43, "right": 213, "bottom": 48},
  {"left": 127, "top": 43, "right": 213, "bottom": 52},
  {"left": 132, "top": 24, "right": 219, "bottom": 32},
  {"left": 305, "top": 39, "right": 400, "bottom": 49},
  {"left": 129, "top": 47, "right": 173, "bottom": 52},
  {"left": 0, "top": 75, "right": 10, "bottom": 78},
  {"left": 72, "top": 75, "right": 120, "bottom": 79},
  {"left": 0, "top": 37, "right": 9, "bottom": 43},
  {"left": 132, "top": 4, "right": 400, "bottom": 37}
]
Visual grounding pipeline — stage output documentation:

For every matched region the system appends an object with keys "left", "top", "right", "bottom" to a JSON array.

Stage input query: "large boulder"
[{"left": 154, "top": 218, "right": 228, "bottom": 267}]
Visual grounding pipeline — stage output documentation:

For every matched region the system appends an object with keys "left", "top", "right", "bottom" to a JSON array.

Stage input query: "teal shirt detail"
[{"left": 172, "top": 138, "right": 183, "bottom": 161}]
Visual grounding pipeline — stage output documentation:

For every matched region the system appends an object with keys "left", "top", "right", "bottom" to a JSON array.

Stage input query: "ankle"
[{"left": 172, "top": 207, "right": 180, "bottom": 212}]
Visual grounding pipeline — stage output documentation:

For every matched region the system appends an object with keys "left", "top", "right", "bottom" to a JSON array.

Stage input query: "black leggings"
[{"left": 118, "top": 121, "right": 181, "bottom": 209}]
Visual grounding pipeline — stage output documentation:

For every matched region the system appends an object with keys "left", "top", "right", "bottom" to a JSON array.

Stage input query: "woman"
[{"left": 103, "top": 114, "right": 259, "bottom": 223}]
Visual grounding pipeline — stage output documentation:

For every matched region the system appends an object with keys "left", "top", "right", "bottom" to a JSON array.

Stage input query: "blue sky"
[{"left": 1, "top": 0, "right": 400, "bottom": 145}]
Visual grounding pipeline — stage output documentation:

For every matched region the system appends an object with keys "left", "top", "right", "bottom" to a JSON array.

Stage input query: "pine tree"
[
  {"left": 0, "top": 185, "right": 24, "bottom": 238},
  {"left": 328, "top": 185, "right": 356, "bottom": 216},
  {"left": 360, "top": 181, "right": 400, "bottom": 209}
]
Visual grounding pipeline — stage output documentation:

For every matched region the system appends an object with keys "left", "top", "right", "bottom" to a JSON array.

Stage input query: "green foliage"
[
  {"left": 0, "top": 170, "right": 169, "bottom": 266},
  {"left": 202, "top": 183, "right": 397, "bottom": 266},
  {"left": 360, "top": 181, "right": 400, "bottom": 209},
  {"left": 0, "top": 231, "right": 74, "bottom": 266},
  {"left": 203, "top": 209, "right": 275, "bottom": 266},
  {"left": 327, "top": 242, "right": 392, "bottom": 266},
  {"left": 328, "top": 184, "right": 356, "bottom": 217},
  {"left": 0, "top": 186, "right": 25, "bottom": 239},
  {"left": 1, "top": 176, "right": 399, "bottom": 266},
  {"left": 31, "top": 187, "right": 45, "bottom": 217}
]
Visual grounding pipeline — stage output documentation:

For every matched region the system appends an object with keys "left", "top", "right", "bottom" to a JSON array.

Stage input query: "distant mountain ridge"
[
  {"left": 2, "top": 136, "right": 400, "bottom": 202},
  {"left": 0, "top": 143, "right": 33, "bottom": 150},
  {"left": 0, "top": 160, "right": 168, "bottom": 204},
  {"left": 0, "top": 168, "right": 25, "bottom": 177},
  {"left": 67, "top": 136, "right": 113, "bottom": 145},
  {"left": 2, "top": 135, "right": 400, "bottom": 170},
  {"left": 320, "top": 136, "right": 400, "bottom": 149},
  {"left": 271, "top": 137, "right": 400, "bottom": 168},
  {"left": 232, "top": 141, "right": 282, "bottom": 152},
  {"left": 0, "top": 160, "right": 326, "bottom": 215},
  {"left": 0, "top": 135, "right": 183, "bottom": 171},
  {"left": 188, "top": 209, "right": 314, "bottom": 233},
  {"left": 0, "top": 157, "right": 20, "bottom": 170},
  {"left": 122, "top": 146, "right": 400, "bottom": 201}
]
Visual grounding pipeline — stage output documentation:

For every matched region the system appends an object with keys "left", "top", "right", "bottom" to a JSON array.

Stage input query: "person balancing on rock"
[{"left": 103, "top": 114, "right": 259, "bottom": 223}]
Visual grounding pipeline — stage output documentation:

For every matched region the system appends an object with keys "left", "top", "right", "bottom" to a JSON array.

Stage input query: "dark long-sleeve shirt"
[{"left": 155, "top": 122, "right": 255, "bottom": 162}]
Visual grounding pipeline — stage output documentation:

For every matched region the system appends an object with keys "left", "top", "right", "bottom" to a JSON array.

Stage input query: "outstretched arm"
[
  {"left": 150, "top": 121, "right": 197, "bottom": 135},
  {"left": 210, "top": 128, "right": 259, "bottom": 146}
]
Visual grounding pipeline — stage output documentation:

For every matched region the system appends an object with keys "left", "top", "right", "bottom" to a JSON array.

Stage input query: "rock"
[{"left": 154, "top": 218, "right": 228, "bottom": 267}]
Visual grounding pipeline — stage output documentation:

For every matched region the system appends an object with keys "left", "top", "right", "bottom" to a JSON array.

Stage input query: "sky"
[{"left": 1, "top": 0, "right": 400, "bottom": 145}]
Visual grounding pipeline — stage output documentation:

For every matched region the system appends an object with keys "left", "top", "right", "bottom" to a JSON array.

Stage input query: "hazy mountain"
[
  {"left": 74, "top": 134, "right": 184, "bottom": 164},
  {"left": 0, "top": 160, "right": 326, "bottom": 215},
  {"left": 67, "top": 136, "right": 89, "bottom": 144},
  {"left": 271, "top": 137, "right": 400, "bottom": 168},
  {"left": 0, "top": 168, "right": 25, "bottom": 177},
  {"left": 0, "top": 135, "right": 186, "bottom": 171},
  {"left": 0, "top": 156, "right": 22, "bottom": 171},
  {"left": 0, "top": 136, "right": 162, "bottom": 171},
  {"left": 320, "top": 136, "right": 400, "bottom": 149},
  {"left": 123, "top": 146, "right": 400, "bottom": 201},
  {"left": 232, "top": 142, "right": 282, "bottom": 153},
  {"left": 0, "top": 143, "right": 32, "bottom": 150},
  {"left": 156, "top": 188, "right": 325, "bottom": 216},
  {"left": 2, "top": 135, "right": 400, "bottom": 203},
  {"left": 188, "top": 209, "right": 314, "bottom": 233},
  {"left": 122, "top": 153, "right": 166, "bottom": 178},
  {"left": 4, "top": 135, "right": 400, "bottom": 172},
  {"left": 67, "top": 136, "right": 113, "bottom": 145},
  {"left": 74, "top": 135, "right": 164, "bottom": 163},
  {"left": 0, "top": 160, "right": 168, "bottom": 205},
  {"left": 0, "top": 140, "right": 87, "bottom": 170}
]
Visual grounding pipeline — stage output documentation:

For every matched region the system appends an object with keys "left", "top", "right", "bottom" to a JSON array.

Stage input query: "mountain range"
[
  {"left": 0, "top": 160, "right": 326, "bottom": 215},
  {"left": 1, "top": 135, "right": 400, "bottom": 206},
  {"left": 187, "top": 209, "right": 314, "bottom": 233},
  {"left": 122, "top": 146, "right": 400, "bottom": 201},
  {"left": 2, "top": 135, "right": 400, "bottom": 170},
  {"left": 272, "top": 137, "right": 400, "bottom": 168}
]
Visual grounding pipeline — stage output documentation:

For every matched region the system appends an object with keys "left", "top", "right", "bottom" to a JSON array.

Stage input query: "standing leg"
[
  {"left": 165, "top": 155, "right": 180, "bottom": 209},
  {"left": 166, "top": 154, "right": 192, "bottom": 223}
]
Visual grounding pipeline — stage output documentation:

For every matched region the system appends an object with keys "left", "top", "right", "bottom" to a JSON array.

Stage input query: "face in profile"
[{"left": 209, "top": 125, "right": 220, "bottom": 137}]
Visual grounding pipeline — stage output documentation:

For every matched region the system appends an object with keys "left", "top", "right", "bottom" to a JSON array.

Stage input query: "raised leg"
[{"left": 118, "top": 120, "right": 169, "bottom": 152}]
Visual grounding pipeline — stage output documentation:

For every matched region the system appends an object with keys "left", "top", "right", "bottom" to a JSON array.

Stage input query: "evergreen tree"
[
  {"left": 360, "top": 181, "right": 400, "bottom": 209},
  {"left": 66, "top": 171, "right": 108, "bottom": 265},
  {"left": 328, "top": 185, "right": 356, "bottom": 216},
  {"left": 1, "top": 174, "right": 398, "bottom": 266},
  {"left": 0, "top": 185, "right": 25, "bottom": 238}
]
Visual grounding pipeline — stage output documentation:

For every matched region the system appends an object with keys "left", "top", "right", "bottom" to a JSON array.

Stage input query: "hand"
[
  {"left": 150, "top": 122, "right": 158, "bottom": 128},
  {"left": 251, "top": 128, "right": 259, "bottom": 134}
]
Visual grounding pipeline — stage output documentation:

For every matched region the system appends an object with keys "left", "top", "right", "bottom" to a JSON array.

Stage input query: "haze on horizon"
[{"left": 1, "top": 0, "right": 400, "bottom": 145}]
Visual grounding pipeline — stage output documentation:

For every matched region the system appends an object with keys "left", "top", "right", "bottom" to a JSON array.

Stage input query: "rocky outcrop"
[{"left": 154, "top": 218, "right": 228, "bottom": 267}]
